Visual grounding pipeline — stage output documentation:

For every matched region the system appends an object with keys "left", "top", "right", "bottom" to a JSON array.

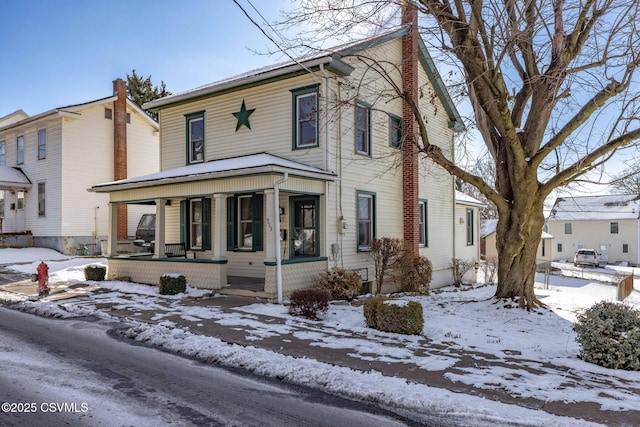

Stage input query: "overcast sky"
[{"left": 0, "top": 0, "right": 292, "bottom": 118}]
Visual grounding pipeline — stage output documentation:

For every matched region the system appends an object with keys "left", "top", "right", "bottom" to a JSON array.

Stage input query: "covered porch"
[
  {"left": 91, "top": 154, "right": 337, "bottom": 301},
  {"left": 0, "top": 166, "right": 32, "bottom": 234}
]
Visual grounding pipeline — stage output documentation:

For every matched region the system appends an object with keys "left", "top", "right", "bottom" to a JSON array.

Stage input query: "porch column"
[
  {"left": 213, "top": 193, "right": 227, "bottom": 261},
  {"left": 264, "top": 189, "right": 276, "bottom": 263},
  {"left": 107, "top": 203, "right": 118, "bottom": 257},
  {"left": 153, "top": 199, "right": 166, "bottom": 259}
]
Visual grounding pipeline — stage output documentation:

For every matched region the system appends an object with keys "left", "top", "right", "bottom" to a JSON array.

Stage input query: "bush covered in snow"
[
  {"left": 573, "top": 301, "right": 640, "bottom": 371},
  {"left": 84, "top": 265, "right": 106, "bottom": 281},
  {"left": 364, "top": 297, "right": 424, "bottom": 335},
  {"left": 312, "top": 268, "right": 361, "bottom": 301},
  {"left": 159, "top": 274, "right": 186, "bottom": 295},
  {"left": 288, "top": 288, "right": 331, "bottom": 320}
]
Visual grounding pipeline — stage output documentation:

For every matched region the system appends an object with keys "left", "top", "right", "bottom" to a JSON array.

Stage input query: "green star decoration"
[{"left": 232, "top": 99, "right": 256, "bottom": 131}]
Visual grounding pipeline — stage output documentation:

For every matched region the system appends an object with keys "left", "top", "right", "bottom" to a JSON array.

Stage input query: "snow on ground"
[{"left": 2, "top": 249, "right": 640, "bottom": 426}]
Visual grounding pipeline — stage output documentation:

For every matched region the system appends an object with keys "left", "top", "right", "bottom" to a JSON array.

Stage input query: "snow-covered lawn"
[{"left": 1, "top": 248, "right": 639, "bottom": 426}]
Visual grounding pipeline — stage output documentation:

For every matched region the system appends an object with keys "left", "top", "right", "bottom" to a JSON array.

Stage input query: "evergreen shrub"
[
  {"left": 374, "top": 299, "right": 424, "bottom": 335},
  {"left": 159, "top": 274, "right": 187, "bottom": 295},
  {"left": 84, "top": 265, "right": 106, "bottom": 281},
  {"left": 573, "top": 301, "right": 640, "bottom": 370}
]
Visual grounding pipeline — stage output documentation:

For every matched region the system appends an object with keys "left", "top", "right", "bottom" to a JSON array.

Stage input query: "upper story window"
[
  {"left": 389, "top": 114, "right": 402, "bottom": 149},
  {"left": 419, "top": 200, "right": 428, "bottom": 247},
  {"left": 357, "top": 191, "right": 375, "bottom": 251},
  {"left": 291, "top": 85, "right": 318, "bottom": 149},
  {"left": 466, "top": 208, "right": 474, "bottom": 245},
  {"left": 17, "top": 135, "right": 24, "bottom": 165},
  {"left": 564, "top": 222, "right": 572, "bottom": 234},
  {"left": 186, "top": 112, "right": 204, "bottom": 164},
  {"left": 0, "top": 141, "right": 5, "bottom": 166},
  {"left": 610, "top": 222, "right": 619, "bottom": 234},
  {"left": 355, "top": 101, "right": 371, "bottom": 156},
  {"left": 104, "top": 108, "right": 113, "bottom": 119},
  {"left": 38, "top": 129, "right": 46, "bottom": 160}
]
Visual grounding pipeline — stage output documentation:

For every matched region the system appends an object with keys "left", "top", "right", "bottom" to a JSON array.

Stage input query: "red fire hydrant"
[{"left": 37, "top": 261, "right": 50, "bottom": 297}]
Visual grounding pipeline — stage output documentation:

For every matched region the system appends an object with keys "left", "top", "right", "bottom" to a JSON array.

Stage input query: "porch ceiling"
[
  {"left": 90, "top": 153, "right": 337, "bottom": 194},
  {"left": 0, "top": 166, "right": 32, "bottom": 190}
]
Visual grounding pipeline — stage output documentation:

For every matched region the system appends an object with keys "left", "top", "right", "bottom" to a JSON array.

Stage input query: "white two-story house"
[
  {"left": 92, "top": 10, "right": 464, "bottom": 299},
  {"left": 0, "top": 79, "right": 159, "bottom": 254}
]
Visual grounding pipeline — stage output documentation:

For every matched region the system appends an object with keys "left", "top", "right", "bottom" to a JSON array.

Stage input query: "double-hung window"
[
  {"left": 38, "top": 129, "right": 46, "bottom": 160},
  {"left": 17, "top": 136, "right": 24, "bottom": 165},
  {"left": 292, "top": 85, "right": 319, "bottom": 149},
  {"left": 610, "top": 222, "right": 619, "bottom": 234},
  {"left": 355, "top": 101, "right": 371, "bottom": 156},
  {"left": 180, "top": 198, "right": 211, "bottom": 250},
  {"left": 186, "top": 112, "right": 204, "bottom": 164},
  {"left": 389, "top": 114, "right": 402, "bottom": 148},
  {"left": 357, "top": 191, "right": 375, "bottom": 250},
  {"left": 0, "top": 141, "right": 5, "bottom": 165},
  {"left": 466, "top": 208, "right": 474, "bottom": 245},
  {"left": 419, "top": 200, "right": 428, "bottom": 247},
  {"left": 564, "top": 223, "right": 572, "bottom": 234},
  {"left": 227, "top": 194, "right": 264, "bottom": 251}
]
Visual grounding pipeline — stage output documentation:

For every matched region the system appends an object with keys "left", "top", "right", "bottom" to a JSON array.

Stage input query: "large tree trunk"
[{"left": 494, "top": 194, "right": 546, "bottom": 310}]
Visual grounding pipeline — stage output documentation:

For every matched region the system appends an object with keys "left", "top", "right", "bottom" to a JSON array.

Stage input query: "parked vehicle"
[
  {"left": 574, "top": 249, "right": 603, "bottom": 268},
  {"left": 133, "top": 213, "right": 155, "bottom": 248}
]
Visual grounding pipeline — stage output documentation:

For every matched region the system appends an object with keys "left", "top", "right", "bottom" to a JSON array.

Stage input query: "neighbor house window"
[
  {"left": 389, "top": 114, "right": 402, "bottom": 148},
  {"left": 291, "top": 85, "right": 318, "bottom": 149},
  {"left": 557, "top": 243, "right": 563, "bottom": 253},
  {"left": 355, "top": 101, "right": 371, "bottom": 156},
  {"left": 17, "top": 135, "right": 24, "bottom": 165},
  {"left": 126, "top": 113, "right": 131, "bottom": 124},
  {"left": 0, "top": 141, "right": 5, "bottom": 165},
  {"left": 38, "top": 182, "right": 45, "bottom": 216},
  {"left": 226, "top": 194, "right": 263, "bottom": 252},
  {"left": 357, "top": 191, "right": 375, "bottom": 250},
  {"left": 291, "top": 196, "right": 319, "bottom": 257},
  {"left": 180, "top": 198, "right": 211, "bottom": 251},
  {"left": 610, "top": 222, "right": 619, "bottom": 234},
  {"left": 623, "top": 244, "right": 629, "bottom": 253},
  {"left": 186, "top": 112, "right": 204, "bottom": 164},
  {"left": 541, "top": 240, "right": 546, "bottom": 257},
  {"left": 564, "top": 223, "right": 572, "bottom": 234},
  {"left": 419, "top": 200, "right": 428, "bottom": 247},
  {"left": 0, "top": 191, "right": 4, "bottom": 217},
  {"left": 17, "top": 191, "right": 24, "bottom": 210},
  {"left": 466, "top": 208, "right": 474, "bottom": 245},
  {"left": 104, "top": 108, "right": 112, "bottom": 119},
  {"left": 38, "top": 129, "right": 46, "bottom": 160}
]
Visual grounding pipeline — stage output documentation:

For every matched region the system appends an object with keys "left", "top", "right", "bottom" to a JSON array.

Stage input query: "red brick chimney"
[
  {"left": 402, "top": 1, "right": 419, "bottom": 253},
  {"left": 113, "top": 78, "right": 128, "bottom": 239}
]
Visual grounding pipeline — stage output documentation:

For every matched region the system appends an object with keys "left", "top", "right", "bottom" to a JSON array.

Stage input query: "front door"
[{"left": 291, "top": 197, "right": 318, "bottom": 258}]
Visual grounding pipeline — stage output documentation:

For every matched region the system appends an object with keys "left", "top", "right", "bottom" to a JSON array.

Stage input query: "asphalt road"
[{"left": 0, "top": 307, "right": 414, "bottom": 427}]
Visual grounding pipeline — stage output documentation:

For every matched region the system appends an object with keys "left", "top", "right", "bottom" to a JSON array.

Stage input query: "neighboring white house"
[
  {"left": 454, "top": 191, "right": 484, "bottom": 262},
  {"left": 547, "top": 194, "right": 640, "bottom": 266},
  {"left": 0, "top": 79, "right": 159, "bottom": 254},
  {"left": 91, "top": 10, "right": 465, "bottom": 299},
  {"left": 481, "top": 219, "right": 554, "bottom": 262}
]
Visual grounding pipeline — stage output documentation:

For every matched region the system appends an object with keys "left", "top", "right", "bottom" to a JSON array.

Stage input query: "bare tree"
[
  {"left": 277, "top": 0, "right": 640, "bottom": 310},
  {"left": 610, "top": 168, "right": 640, "bottom": 194}
]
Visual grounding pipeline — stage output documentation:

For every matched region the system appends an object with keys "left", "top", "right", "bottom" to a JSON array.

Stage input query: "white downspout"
[
  {"left": 319, "top": 64, "right": 332, "bottom": 173},
  {"left": 274, "top": 172, "right": 289, "bottom": 304}
]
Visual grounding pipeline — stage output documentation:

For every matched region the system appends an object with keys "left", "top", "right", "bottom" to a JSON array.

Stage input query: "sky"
[
  {"left": 0, "top": 0, "right": 294, "bottom": 118},
  {"left": 1, "top": 247, "right": 640, "bottom": 425}
]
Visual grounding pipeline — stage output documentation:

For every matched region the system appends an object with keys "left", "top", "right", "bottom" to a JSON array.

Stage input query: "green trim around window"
[
  {"left": 289, "top": 195, "right": 320, "bottom": 258},
  {"left": 356, "top": 190, "right": 376, "bottom": 251},
  {"left": 185, "top": 111, "right": 205, "bottom": 165},
  {"left": 180, "top": 197, "right": 211, "bottom": 251},
  {"left": 389, "top": 113, "right": 402, "bottom": 149},
  {"left": 291, "top": 85, "right": 320, "bottom": 150},
  {"left": 355, "top": 100, "right": 372, "bottom": 157},
  {"left": 466, "top": 208, "right": 474, "bottom": 246}
]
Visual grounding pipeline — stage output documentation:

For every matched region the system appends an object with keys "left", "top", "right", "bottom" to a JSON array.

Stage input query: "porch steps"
[{"left": 217, "top": 287, "right": 275, "bottom": 301}]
